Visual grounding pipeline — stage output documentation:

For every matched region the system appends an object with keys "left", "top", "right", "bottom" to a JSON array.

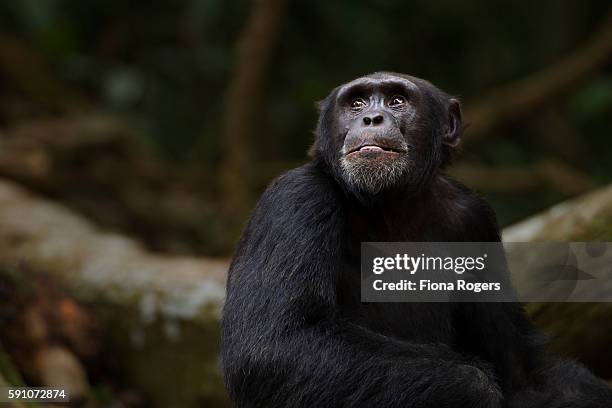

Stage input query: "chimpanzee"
[{"left": 221, "top": 72, "right": 612, "bottom": 407}]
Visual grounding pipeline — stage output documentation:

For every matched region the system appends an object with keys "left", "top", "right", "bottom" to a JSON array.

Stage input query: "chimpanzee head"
[{"left": 312, "top": 72, "right": 462, "bottom": 197}]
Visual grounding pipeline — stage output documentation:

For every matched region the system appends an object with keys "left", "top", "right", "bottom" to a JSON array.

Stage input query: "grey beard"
[{"left": 340, "top": 155, "right": 409, "bottom": 194}]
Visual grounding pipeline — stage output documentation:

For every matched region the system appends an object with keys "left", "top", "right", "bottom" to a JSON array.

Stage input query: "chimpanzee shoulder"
[
  {"left": 430, "top": 175, "right": 501, "bottom": 242},
  {"left": 257, "top": 162, "right": 343, "bottom": 218},
  {"left": 233, "top": 162, "right": 346, "bottom": 264}
]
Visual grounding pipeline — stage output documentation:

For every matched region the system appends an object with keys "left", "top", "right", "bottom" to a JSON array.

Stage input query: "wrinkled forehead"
[{"left": 336, "top": 74, "right": 420, "bottom": 100}]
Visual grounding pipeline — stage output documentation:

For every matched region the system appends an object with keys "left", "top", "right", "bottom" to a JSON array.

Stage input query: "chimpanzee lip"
[{"left": 347, "top": 144, "right": 406, "bottom": 155}]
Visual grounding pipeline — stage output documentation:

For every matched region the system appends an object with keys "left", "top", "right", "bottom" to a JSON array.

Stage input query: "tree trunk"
[{"left": 220, "top": 0, "right": 285, "bottom": 225}]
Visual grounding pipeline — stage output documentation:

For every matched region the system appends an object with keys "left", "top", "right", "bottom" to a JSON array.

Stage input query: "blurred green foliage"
[{"left": 0, "top": 0, "right": 611, "bottom": 229}]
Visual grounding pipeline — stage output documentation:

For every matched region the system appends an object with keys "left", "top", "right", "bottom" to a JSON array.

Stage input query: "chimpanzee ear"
[{"left": 443, "top": 98, "right": 463, "bottom": 147}]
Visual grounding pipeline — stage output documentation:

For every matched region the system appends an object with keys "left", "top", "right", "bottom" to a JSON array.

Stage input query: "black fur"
[{"left": 221, "top": 73, "right": 612, "bottom": 407}]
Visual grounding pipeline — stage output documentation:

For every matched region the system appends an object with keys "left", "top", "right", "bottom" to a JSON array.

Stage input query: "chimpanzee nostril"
[{"left": 363, "top": 114, "right": 384, "bottom": 126}]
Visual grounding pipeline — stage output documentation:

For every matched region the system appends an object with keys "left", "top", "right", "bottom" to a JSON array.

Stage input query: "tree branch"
[
  {"left": 463, "top": 9, "right": 612, "bottom": 143},
  {"left": 449, "top": 159, "right": 596, "bottom": 195}
]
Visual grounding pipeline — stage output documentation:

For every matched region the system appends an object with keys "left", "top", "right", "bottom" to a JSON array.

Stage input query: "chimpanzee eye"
[
  {"left": 350, "top": 98, "right": 368, "bottom": 111},
  {"left": 388, "top": 95, "right": 406, "bottom": 108}
]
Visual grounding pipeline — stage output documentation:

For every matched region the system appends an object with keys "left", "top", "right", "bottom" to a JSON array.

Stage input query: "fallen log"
[
  {"left": 0, "top": 179, "right": 229, "bottom": 407},
  {"left": 504, "top": 183, "right": 612, "bottom": 378}
]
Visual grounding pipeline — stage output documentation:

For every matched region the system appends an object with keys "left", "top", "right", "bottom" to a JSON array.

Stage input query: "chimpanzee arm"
[
  {"left": 450, "top": 194, "right": 544, "bottom": 393},
  {"left": 222, "top": 168, "right": 502, "bottom": 408}
]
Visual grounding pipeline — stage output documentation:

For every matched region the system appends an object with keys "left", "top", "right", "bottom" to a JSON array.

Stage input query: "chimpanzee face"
[{"left": 314, "top": 72, "right": 462, "bottom": 196}]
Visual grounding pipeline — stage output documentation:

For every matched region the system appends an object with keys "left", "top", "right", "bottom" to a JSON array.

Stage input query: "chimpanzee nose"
[{"left": 363, "top": 114, "right": 384, "bottom": 126}]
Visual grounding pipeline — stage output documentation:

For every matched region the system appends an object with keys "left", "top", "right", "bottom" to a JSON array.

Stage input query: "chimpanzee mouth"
[{"left": 346, "top": 144, "right": 406, "bottom": 156}]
